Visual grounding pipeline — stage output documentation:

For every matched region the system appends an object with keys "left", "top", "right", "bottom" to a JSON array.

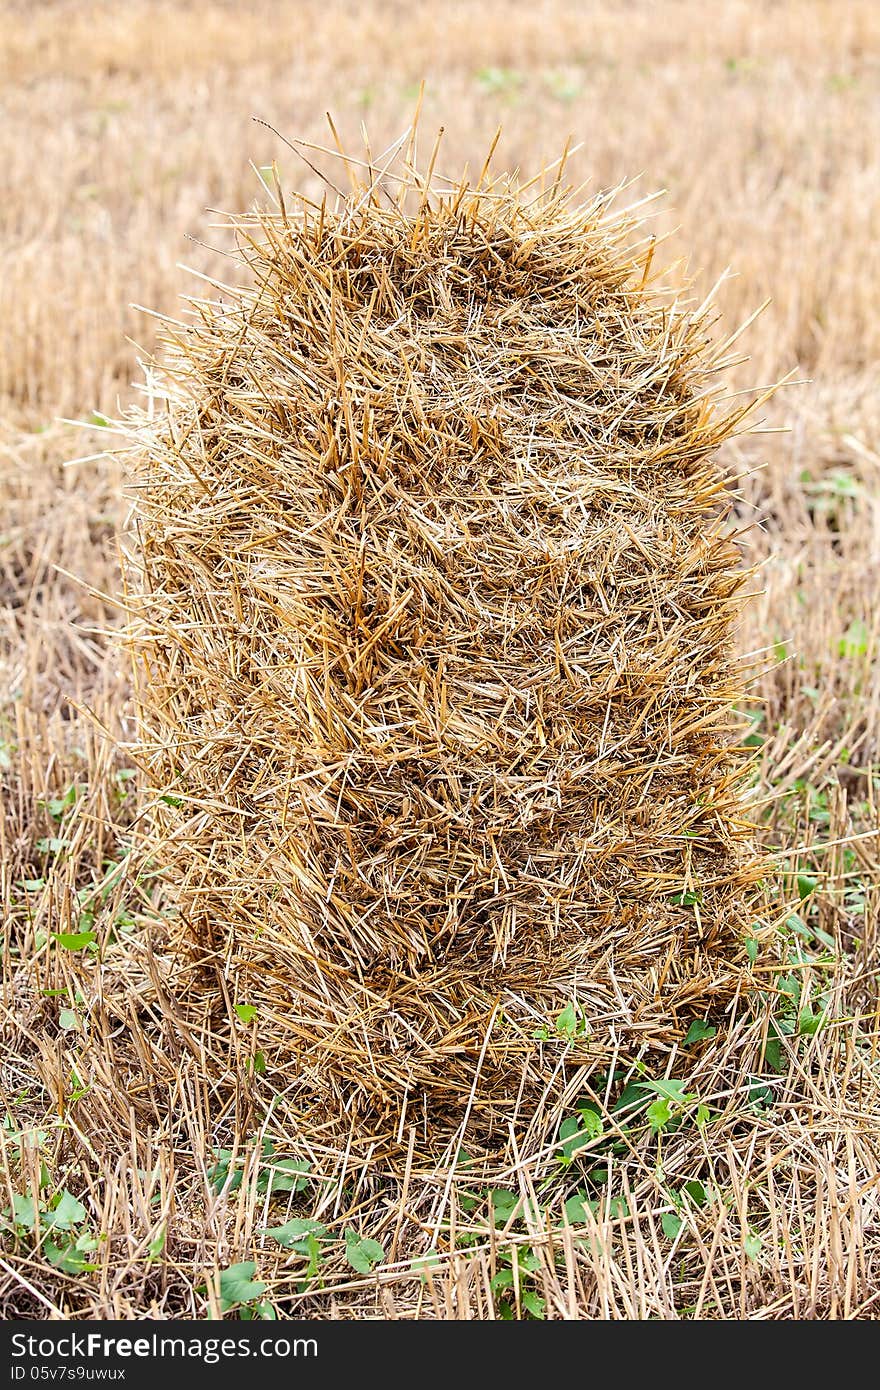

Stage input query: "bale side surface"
[{"left": 127, "top": 149, "right": 765, "bottom": 1149}]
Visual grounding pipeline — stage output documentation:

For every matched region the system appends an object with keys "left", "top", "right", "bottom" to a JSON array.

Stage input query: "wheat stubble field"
[{"left": 1, "top": 0, "right": 880, "bottom": 1319}]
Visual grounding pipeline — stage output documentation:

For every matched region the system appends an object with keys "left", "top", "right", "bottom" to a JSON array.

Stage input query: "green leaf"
[
  {"left": 797, "top": 874, "right": 818, "bottom": 899},
  {"left": 577, "top": 1105, "right": 604, "bottom": 1139},
  {"left": 49, "top": 1191, "right": 87, "bottom": 1229},
  {"left": 148, "top": 1224, "right": 166, "bottom": 1259},
  {"left": 11, "top": 1193, "right": 37, "bottom": 1230},
  {"left": 669, "top": 889, "right": 701, "bottom": 907},
  {"left": 638, "top": 1077, "right": 694, "bottom": 1105},
  {"left": 564, "top": 1192, "right": 598, "bottom": 1223},
  {"left": 260, "top": 1158, "right": 311, "bottom": 1196},
  {"left": 558, "top": 1113, "right": 598, "bottom": 1163},
  {"left": 45, "top": 786, "right": 77, "bottom": 820},
  {"left": 411, "top": 1250, "right": 441, "bottom": 1282},
  {"left": 681, "top": 1180, "right": 707, "bottom": 1207},
  {"left": 647, "top": 1097, "right": 672, "bottom": 1133},
  {"left": 694, "top": 1103, "right": 711, "bottom": 1128},
  {"left": 218, "top": 1261, "right": 266, "bottom": 1312},
  {"left": 522, "top": 1291, "right": 546, "bottom": 1319},
  {"left": 555, "top": 1001, "right": 579, "bottom": 1038},
  {"left": 235, "top": 1004, "right": 257, "bottom": 1024},
  {"left": 36, "top": 838, "right": 71, "bottom": 855},
  {"left": 743, "top": 1232, "right": 763, "bottom": 1260},
  {"left": 476, "top": 66, "right": 524, "bottom": 94},
  {"left": 683, "top": 1019, "right": 716, "bottom": 1047},
  {"left": 839, "top": 619, "right": 869, "bottom": 659},
  {"left": 798, "top": 1007, "right": 826, "bottom": 1036},
  {"left": 250, "top": 1051, "right": 266, "bottom": 1075},
  {"left": 52, "top": 931, "right": 97, "bottom": 951},
  {"left": 262, "top": 1217, "right": 330, "bottom": 1252},
  {"left": 748, "top": 1078, "right": 774, "bottom": 1109},
  {"left": 45, "top": 1238, "right": 97, "bottom": 1274},
  {"left": 661, "top": 1211, "right": 683, "bottom": 1239},
  {"left": 208, "top": 1149, "right": 242, "bottom": 1194},
  {"left": 745, "top": 934, "right": 759, "bottom": 965},
  {"left": 59, "top": 1009, "right": 80, "bottom": 1032},
  {"left": 344, "top": 1229, "right": 385, "bottom": 1274},
  {"left": 490, "top": 1189, "right": 518, "bottom": 1224}
]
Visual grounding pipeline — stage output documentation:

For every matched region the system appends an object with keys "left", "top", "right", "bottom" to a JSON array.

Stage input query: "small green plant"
[
  {"left": 262, "top": 1218, "right": 332, "bottom": 1290},
  {"left": 213, "top": 1262, "right": 273, "bottom": 1319},
  {"left": 839, "top": 618, "right": 869, "bottom": 659},
  {"left": 208, "top": 1137, "right": 311, "bottom": 1198},
  {"left": 491, "top": 1245, "right": 546, "bottom": 1320},
  {"left": 542, "top": 70, "right": 582, "bottom": 103},
  {"left": 39, "top": 784, "right": 78, "bottom": 821},
  {"left": 533, "top": 998, "right": 588, "bottom": 1041},
  {"left": 683, "top": 1019, "right": 716, "bottom": 1047},
  {"left": 475, "top": 66, "right": 524, "bottom": 96},
  {"left": 2, "top": 1182, "right": 101, "bottom": 1275},
  {"left": 344, "top": 1228, "right": 385, "bottom": 1274},
  {"left": 557, "top": 1104, "right": 604, "bottom": 1164}
]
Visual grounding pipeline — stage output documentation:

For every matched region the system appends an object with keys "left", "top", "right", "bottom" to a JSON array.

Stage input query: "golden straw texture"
[{"left": 126, "top": 137, "right": 766, "bottom": 1150}]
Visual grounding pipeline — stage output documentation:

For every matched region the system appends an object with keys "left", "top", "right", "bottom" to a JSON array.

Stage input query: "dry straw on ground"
[{"left": 126, "top": 129, "right": 770, "bottom": 1154}]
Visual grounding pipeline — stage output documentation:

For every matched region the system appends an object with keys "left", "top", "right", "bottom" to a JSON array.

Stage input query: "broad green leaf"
[
  {"left": 262, "top": 1217, "right": 330, "bottom": 1252},
  {"left": 555, "top": 1001, "right": 579, "bottom": 1038},
  {"left": 235, "top": 1004, "right": 257, "bottom": 1024},
  {"left": 798, "top": 1007, "right": 825, "bottom": 1036},
  {"left": 797, "top": 874, "right": 818, "bottom": 899},
  {"left": 522, "top": 1291, "right": 546, "bottom": 1319},
  {"left": 577, "top": 1105, "right": 604, "bottom": 1139},
  {"left": 53, "top": 931, "right": 96, "bottom": 951},
  {"left": 208, "top": 1149, "right": 242, "bottom": 1194},
  {"left": 490, "top": 1189, "right": 518, "bottom": 1223},
  {"left": 647, "top": 1098, "right": 672, "bottom": 1133},
  {"left": 681, "top": 1180, "right": 708, "bottom": 1206},
  {"left": 839, "top": 619, "right": 869, "bottom": 659},
  {"left": 558, "top": 1114, "right": 596, "bottom": 1163},
  {"left": 218, "top": 1261, "right": 266, "bottom": 1312},
  {"left": 148, "top": 1224, "right": 166, "bottom": 1258},
  {"left": 45, "top": 786, "right": 77, "bottom": 820},
  {"left": 661, "top": 1211, "right": 682, "bottom": 1239},
  {"left": 260, "top": 1158, "right": 311, "bottom": 1195},
  {"left": 344, "top": 1229, "right": 384, "bottom": 1274},
  {"left": 743, "top": 1232, "right": 763, "bottom": 1260},
  {"left": 411, "top": 1250, "right": 441, "bottom": 1282},
  {"left": 49, "top": 1191, "right": 87, "bottom": 1229},
  {"left": 564, "top": 1192, "right": 597, "bottom": 1224},
  {"left": 684, "top": 1019, "right": 716, "bottom": 1047},
  {"left": 638, "top": 1078, "right": 694, "bottom": 1105},
  {"left": 669, "top": 889, "right": 701, "bottom": 907},
  {"left": 11, "top": 1194, "right": 37, "bottom": 1230},
  {"left": 45, "top": 1239, "right": 97, "bottom": 1274}
]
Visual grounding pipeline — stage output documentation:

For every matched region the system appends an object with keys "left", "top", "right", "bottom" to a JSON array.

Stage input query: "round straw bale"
[{"left": 126, "top": 139, "right": 765, "bottom": 1150}]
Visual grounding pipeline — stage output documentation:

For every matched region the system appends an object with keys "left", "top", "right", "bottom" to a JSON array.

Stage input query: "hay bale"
[{"left": 126, "top": 138, "right": 764, "bottom": 1150}]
